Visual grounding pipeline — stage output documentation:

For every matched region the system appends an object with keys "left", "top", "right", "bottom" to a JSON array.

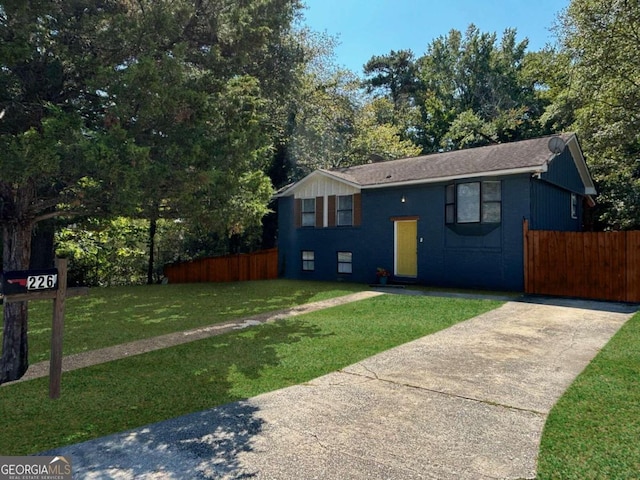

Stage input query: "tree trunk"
[
  {"left": 1, "top": 220, "right": 33, "bottom": 384},
  {"left": 147, "top": 217, "right": 157, "bottom": 285},
  {"left": 30, "top": 219, "right": 55, "bottom": 269}
]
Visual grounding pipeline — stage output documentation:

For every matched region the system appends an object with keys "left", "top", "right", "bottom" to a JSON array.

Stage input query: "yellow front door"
[{"left": 395, "top": 220, "right": 417, "bottom": 277}]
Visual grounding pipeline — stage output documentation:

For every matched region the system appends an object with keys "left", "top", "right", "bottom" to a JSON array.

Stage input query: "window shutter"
[
  {"left": 328, "top": 195, "right": 336, "bottom": 227},
  {"left": 294, "top": 198, "right": 301, "bottom": 228},
  {"left": 315, "top": 196, "right": 324, "bottom": 228},
  {"left": 353, "top": 193, "right": 362, "bottom": 226}
]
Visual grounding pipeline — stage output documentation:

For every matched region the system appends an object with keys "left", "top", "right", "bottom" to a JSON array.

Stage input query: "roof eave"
[
  {"left": 359, "top": 165, "right": 548, "bottom": 189},
  {"left": 565, "top": 133, "right": 597, "bottom": 196}
]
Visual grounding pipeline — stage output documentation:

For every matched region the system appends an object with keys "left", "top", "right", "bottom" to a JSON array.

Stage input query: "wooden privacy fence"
[
  {"left": 524, "top": 220, "right": 640, "bottom": 303},
  {"left": 163, "top": 248, "right": 278, "bottom": 284}
]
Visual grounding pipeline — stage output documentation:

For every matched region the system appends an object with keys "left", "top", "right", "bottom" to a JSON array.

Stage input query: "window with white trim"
[
  {"left": 301, "top": 198, "right": 315, "bottom": 227},
  {"left": 571, "top": 193, "right": 578, "bottom": 219},
  {"left": 302, "top": 251, "right": 315, "bottom": 271},
  {"left": 337, "top": 251, "right": 352, "bottom": 274},
  {"left": 445, "top": 181, "right": 501, "bottom": 225},
  {"left": 337, "top": 195, "right": 353, "bottom": 226}
]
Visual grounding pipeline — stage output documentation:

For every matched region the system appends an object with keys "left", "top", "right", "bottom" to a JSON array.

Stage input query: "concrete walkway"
[{"left": 42, "top": 295, "right": 636, "bottom": 479}]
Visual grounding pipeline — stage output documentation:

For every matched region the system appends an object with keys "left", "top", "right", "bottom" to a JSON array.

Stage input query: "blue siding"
[
  {"left": 530, "top": 180, "right": 582, "bottom": 231},
  {"left": 528, "top": 147, "right": 586, "bottom": 231},
  {"left": 542, "top": 148, "right": 585, "bottom": 193},
  {"left": 278, "top": 174, "right": 533, "bottom": 291}
]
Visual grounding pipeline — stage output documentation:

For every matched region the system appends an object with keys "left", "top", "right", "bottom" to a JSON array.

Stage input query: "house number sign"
[
  {"left": 2, "top": 268, "right": 59, "bottom": 295},
  {"left": 27, "top": 273, "right": 58, "bottom": 291}
]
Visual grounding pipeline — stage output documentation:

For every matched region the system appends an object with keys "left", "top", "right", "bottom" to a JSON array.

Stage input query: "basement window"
[
  {"left": 337, "top": 251, "right": 353, "bottom": 274},
  {"left": 302, "top": 251, "right": 315, "bottom": 271}
]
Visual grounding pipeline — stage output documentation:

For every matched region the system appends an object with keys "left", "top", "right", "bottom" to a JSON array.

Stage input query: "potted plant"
[{"left": 376, "top": 267, "right": 390, "bottom": 285}]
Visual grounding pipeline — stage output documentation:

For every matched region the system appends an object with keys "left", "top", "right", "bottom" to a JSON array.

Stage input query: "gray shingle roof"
[{"left": 323, "top": 133, "right": 576, "bottom": 187}]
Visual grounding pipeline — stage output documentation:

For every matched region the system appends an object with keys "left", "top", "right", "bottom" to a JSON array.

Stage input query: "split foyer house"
[{"left": 276, "top": 133, "right": 596, "bottom": 291}]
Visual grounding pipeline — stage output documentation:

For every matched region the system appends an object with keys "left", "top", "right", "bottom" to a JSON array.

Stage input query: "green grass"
[
  {"left": 537, "top": 310, "right": 640, "bottom": 479},
  {"left": 1, "top": 280, "right": 367, "bottom": 363},
  {"left": 0, "top": 293, "right": 501, "bottom": 455}
]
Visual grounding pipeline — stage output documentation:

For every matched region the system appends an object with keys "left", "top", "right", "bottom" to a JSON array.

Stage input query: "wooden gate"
[{"left": 523, "top": 220, "right": 640, "bottom": 303}]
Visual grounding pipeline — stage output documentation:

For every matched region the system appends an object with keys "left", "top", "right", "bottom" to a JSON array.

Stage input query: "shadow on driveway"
[{"left": 44, "top": 401, "right": 263, "bottom": 479}]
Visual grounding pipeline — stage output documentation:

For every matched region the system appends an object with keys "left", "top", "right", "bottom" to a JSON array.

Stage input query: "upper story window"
[
  {"left": 337, "top": 195, "right": 353, "bottom": 226},
  {"left": 296, "top": 193, "right": 360, "bottom": 229},
  {"left": 571, "top": 193, "right": 578, "bottom": 219},
  {"left": 301, "top": 198, "right": 316, "bottom": 227},
  {"left": 446, "top": 181, "right": 501, "bottom": 225}
]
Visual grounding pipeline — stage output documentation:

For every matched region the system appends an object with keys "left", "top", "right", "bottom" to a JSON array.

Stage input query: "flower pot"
[{"left": 379, "top": 276, "right": 388, "bottom": 285}]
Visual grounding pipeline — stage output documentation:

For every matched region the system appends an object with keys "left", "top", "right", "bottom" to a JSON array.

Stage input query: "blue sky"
[{"left": 300, "top": 0, "right": 570, "bottom": 74}]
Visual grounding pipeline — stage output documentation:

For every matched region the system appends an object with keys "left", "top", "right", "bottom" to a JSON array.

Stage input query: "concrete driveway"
[{"left": 45, "top": 296, "right": 636, "bottom": 479}]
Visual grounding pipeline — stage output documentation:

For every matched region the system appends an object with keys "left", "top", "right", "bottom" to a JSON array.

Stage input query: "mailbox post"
[
  {"left": 2, "top": 258, "right": 87, "bottom": 399},
  {"left": 50, "top": 257, "right": 67, "bottom": 399}
]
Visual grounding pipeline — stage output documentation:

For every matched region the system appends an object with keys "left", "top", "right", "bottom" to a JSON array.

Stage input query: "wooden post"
[
  {"left": 49, "top": 257, "right": 67, "bottom": 399},
  {"left": 3, "top": 259, "right": 87, "bottom": 398}
]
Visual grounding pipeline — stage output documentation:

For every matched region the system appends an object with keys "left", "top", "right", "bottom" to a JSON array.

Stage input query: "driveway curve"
[{"left": 45, "top": 295, "right": 636, "bottom": 479}]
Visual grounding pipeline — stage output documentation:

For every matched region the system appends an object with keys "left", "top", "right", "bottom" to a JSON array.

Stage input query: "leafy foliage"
[
  {"left": 0, "top": 0, "right": 304, "bottom": 382},
  {"left": 348, "top": 98, "right": 422, "bottom": 164},
  {"left": 415, "top": 25, "right": 547, "bottom": 151},
  {"left": 57, "top": 218, "right": 153, "bottom": 287},
  {"left": 556, "top": 0, "right": 640, "bottom": 229}
]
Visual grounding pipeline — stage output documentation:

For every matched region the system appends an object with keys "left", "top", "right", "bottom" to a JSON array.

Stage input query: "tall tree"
[
  {"left": 347, "top": 97, "right": 422, "bottom": 165},
  {"left": 415, "top": 25, "right": 545, "bottom": 151},
  {"left": 362, "top": 49, "right": 421, "bottom": 145},
  {"left": 363, "top": 49, "right": 418, "bottom": 111},
  {"left": 557, "top": 0, "right": 640, "bottom": 229},
  {"left": 288, "top": 68, "right": 360, "bottom": 174},
  {"left": 0, "top": 0, "right": 303, "bottom": 382},
  {"left": 0, "top": 1, "right": 147, "bottom": 383},
  {"left": 520, "top": 48, "right": 578, "bottom": 133},
  {"left": 288, "top": 68, "right": 421, "bottom": 175},
  {"left": 96, "top": 0, "right": 302, "bottom": 283}
]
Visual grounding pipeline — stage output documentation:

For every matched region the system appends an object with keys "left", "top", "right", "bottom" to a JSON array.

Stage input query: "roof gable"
[{"left": 289, "top": 170, "right": 360, "bottom": 198}]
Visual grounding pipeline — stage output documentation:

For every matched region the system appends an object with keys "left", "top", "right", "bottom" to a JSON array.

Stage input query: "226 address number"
[{"left": 27, "top": 274, "right": 58, "bottom": 291}]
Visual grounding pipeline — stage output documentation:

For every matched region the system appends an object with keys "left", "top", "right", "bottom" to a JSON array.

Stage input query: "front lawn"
[
  {"left": 537, "top": 310, "right": 640, "bottom": 479},
  {"left": 0, "top": 293, "right": 501, "bottom": 455},
  {"left": 2, "top": 280, "right": 367, "bottom": 364}
]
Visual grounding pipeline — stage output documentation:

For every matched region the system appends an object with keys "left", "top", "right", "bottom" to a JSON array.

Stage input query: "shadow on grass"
[
  {"left": 20, "top": 280, "right": 359, "bottom": 363},
  {"left": 9, "top": 318, "right": 330, "bottom": 476}
]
